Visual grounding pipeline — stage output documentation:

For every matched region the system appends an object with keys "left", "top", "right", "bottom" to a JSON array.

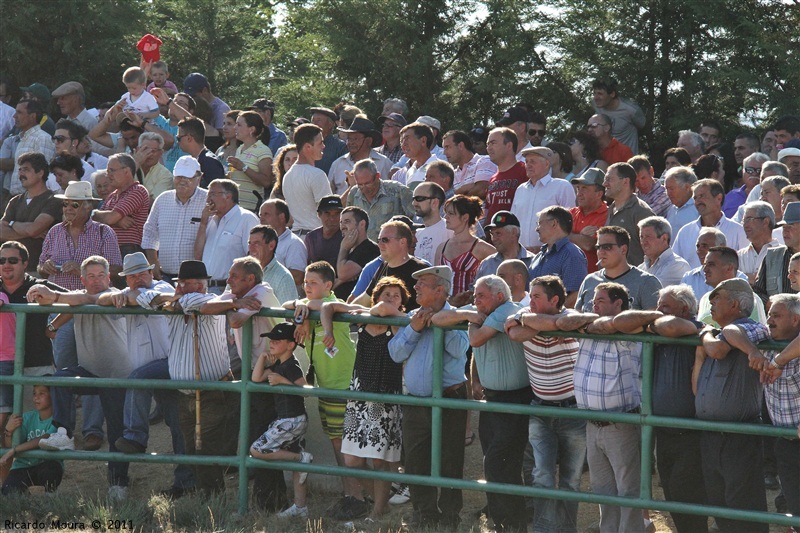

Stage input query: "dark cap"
[
  {"left": 496, "top": 106, "right": 529, "bottom": 126},
  {"left": 377, "top": 112, "right": 407, "bottom": 127},
  {"left": 571, "top": 168, "right": 606, "bottom": 187},
  {"left": 390, "top": 215, "right": 424, "bottom": 230},
  {"left": 173, "top": 260, "right": 211, "bottom": 281},
  {"left": 260, "top": 322, "right": 297, "bottom": 341},
  {"left": 20, "top": 82, "right": 50, "bottom": 103},
  {"left": 249, "top": 98, "right": 275, "bottom": 112},
  {"left": 338, "top": 116, "right": 382, "bottom": 145},
  {"left": 182, "top": 73, "right": 210, "bottom": 95},
  {"left": 485, "top": 210, "right": 520, "bottom": 229},
  {"left": 317, "top": 195, "right": 344, "bottom": 212},
  {"left": 307, "top": 107, "right": 338, "bottom": 122},
  {"left": 289, "top": 117, "right": 310, "bottom": 128}
]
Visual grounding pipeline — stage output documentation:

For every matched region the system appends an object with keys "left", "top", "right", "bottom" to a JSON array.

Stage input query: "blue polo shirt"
[{"left": 528, "top": 236, "right": 588, "bottom": 292}]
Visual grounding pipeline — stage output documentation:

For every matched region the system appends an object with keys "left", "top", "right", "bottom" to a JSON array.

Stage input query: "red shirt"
[
  {"left": 485, "top": 162, "right": 527, "bottom": 222},
  {"left": 570, "top": 203, "right": 608, "bottom": 273},
  {"left": 103, "top": 183, "right": 150, "bottom": 245},
  {"left": 601, "top": 138, "right": 634, "bottom": 165}
]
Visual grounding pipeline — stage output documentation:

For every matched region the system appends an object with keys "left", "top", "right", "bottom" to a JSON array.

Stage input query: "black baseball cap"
[
  {"left": 317, "top": 195, "right": 344, "bottom": 212},
  {"left": 485, "top": 211, "right": 520, "bottom": 229},
  {"left": 260, "top": 322, "right": 297, "bottom": 341}
]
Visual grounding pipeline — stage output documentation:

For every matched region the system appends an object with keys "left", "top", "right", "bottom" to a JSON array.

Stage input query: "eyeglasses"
[
  {"left": 378, "top": 236, "right": 400, "bottom": 244},
  {"left": 412, "top": 196, "right": 434, "bottom": 202},
  {"left": 62, "top": 201, "right": 82, "bottom": 208},
  {"left": 528, "top": 129, "right": 546, "bottom": 137},
  {"left": 594, "top": 243, "right": 619, "bottom": 251},
  {"left": 744, "top": 167, "right": 762, "bottom": 175},
  {"left": 176, "top": 134, "right": 188, "bottom": 142},
  {"left": 587, "top": 122, "right": 606, "bottom": 129},
  {"left": 52, "top": 135, "right": 70, "bottom": 143},
  {"left": 0, "top": 257, "right": 21, "bottom": 265},
  {"left": 742, "top": 216, "right": 767, "bottom": 223},
  {"left": 106, "top": 166, "right": 123, "bottom": 174}
]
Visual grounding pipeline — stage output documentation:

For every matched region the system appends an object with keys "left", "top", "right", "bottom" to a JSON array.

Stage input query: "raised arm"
[{"left": 612, "top": 310, "right": 663, "bottom": 334}]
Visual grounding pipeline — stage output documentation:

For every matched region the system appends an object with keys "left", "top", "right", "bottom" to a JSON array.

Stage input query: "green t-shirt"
[
  {"left": 304, "top": 293, "right": 356, "bottom": 390},
  {"left": 12, "top": 410, "right": 61, "bottom": 470}
]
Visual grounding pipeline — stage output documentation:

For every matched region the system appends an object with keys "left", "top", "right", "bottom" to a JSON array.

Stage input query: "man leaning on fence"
[
  {"left": 695, "top": 278, "right": 769, "bottom": 533},
  {"left": 597, "top": 285, "right": 709, "bottom": 532},
  {"left": 28, "top": 255, "right": 132, "bottom": 500},
  {"left": 556, "top": 282, "right": 644, "bottom": 533},
  {"left": 136, "top": 259, "right": 235, "bottom": 496},
  {"left": 433, "top": 275, "right": 531, "bottom": 532},
  {"left": 388, "top": 265, "right": 469, "bottom": 530}
]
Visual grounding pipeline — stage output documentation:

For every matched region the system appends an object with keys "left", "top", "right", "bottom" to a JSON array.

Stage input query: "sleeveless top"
[
  {"left": 353, "top": 326, "right": 403, "bottom": 394},
  {"left": 441, "top": 238, "right": 481, "bottom": 294}
]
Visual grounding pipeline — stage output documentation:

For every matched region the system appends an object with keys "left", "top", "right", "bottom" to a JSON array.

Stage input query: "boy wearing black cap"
[{"left": 250, "top": 322, "right": 312, "bottom": 519}]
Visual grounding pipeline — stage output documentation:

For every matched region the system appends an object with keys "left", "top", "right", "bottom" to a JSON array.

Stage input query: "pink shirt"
[{"left": 0, "top": 293, "right": 15, "bottom": 361}]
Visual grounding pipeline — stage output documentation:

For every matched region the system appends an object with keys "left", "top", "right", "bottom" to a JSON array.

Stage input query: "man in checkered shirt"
[{"left": 555, "top": 281, "right": 643, "bottom": 533}]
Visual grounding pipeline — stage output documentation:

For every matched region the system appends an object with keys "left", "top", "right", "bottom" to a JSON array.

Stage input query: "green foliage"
[
  {"left": 0, "top": 0, "right": 146, "bottom": 105},
  {"left": 1, "top": 0, "right": 797, "bottom": 160}
]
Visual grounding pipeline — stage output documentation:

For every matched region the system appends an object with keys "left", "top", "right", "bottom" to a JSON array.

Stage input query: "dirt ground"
[{"left": 47, "top": 408, "right": 789, "bottom": 532}]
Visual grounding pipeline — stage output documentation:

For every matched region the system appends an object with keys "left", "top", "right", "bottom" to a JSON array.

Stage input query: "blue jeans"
[
  {"left": 123, "top": 358, "right": 195, "bottom": 489},
  {"left": 50, "top": 365, "right": 129, "bottom": 487},
  {"left": 51, "top": 316, "right": 104, "bottom": 439},
  {"left": 528, "top": 403, "right": 587, "bottom": 533}
]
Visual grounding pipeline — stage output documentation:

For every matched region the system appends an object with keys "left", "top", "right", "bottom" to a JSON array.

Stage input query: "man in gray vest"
[{"left": 754, "top": 201, "right": 800, "bottom": 303}]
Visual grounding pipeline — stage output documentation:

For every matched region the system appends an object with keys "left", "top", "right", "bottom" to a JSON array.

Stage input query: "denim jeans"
[
  {"left": 50, "top": 365, "right": 129, "bottom": 487},
  {"left": 122, "top": 358, "right": 195, "bottom": 489},
  {"left": 51, "top": 316, "right": 104, "bottom": 439},
  {"left": 528, "top": 403, "right": 587, "bottom": 533}
]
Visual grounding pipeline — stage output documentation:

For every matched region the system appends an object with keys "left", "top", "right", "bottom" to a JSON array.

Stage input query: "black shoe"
[
  {"left": 329, "top": 495, "right": 369, "bottom": 520},
  {"left": 114, "top": 437, "right": 146, "bottom": 454},
  {"left": 159, "top": 486, "right": 196, "bottom": 500}
]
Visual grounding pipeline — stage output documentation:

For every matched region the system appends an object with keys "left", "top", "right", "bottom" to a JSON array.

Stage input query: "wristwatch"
[
  {"left": 8, "top": 221, "right": 14, "bottom": 229},
  {"left": 46, "top": 323, "right": 58, "bottom": 333}
]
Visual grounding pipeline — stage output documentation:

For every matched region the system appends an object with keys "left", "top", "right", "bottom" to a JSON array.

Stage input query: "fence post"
[
  {"left": 430, "top": 325, "right": 444, "bottom": 477},
  {"left": 639, "top": 339, "right": 654, "bottom": 501},
  {"left": 237, "top": 319, "right": 254, "bottom": 514},
  {"left": 11, "top": 311, "right": 26, "bottom": 447}
]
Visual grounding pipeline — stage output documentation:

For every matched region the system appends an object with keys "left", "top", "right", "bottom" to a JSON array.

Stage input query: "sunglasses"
[
  {"left": 594, "top": 243, "right": 619, "bottom": 251},
  {"left": 528, "top": 129, "right": 546, "bottom": 137},
  {"left": 0, "top": 257, "right": 21, "bottom": 265},
  {"left": 378, "top": 236, "right": 400, "bottom": 244},
  {"left": 744, "top": 166, "right": 762, "bottom": 175},
  {"left": 412, "top": 195, "right": 434, "bottom": 202},
  {"left": 52, "top": 135, "right": 70, "bottom": 143},
  {"left": 62, "top": 201, "right": 82, "bottom": 208}
]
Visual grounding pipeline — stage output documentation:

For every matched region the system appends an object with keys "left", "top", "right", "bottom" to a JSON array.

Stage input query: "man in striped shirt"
[
  {"left": 505, "top": 275, "right": 584, "bottom": 532},
  {"left": 138, "top": 259, "right": 233, "bottom": 495}
]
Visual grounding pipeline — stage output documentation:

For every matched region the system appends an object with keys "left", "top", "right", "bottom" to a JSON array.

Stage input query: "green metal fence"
[{"left": 1, "top": 303, "right": 798, "bottom": 528}]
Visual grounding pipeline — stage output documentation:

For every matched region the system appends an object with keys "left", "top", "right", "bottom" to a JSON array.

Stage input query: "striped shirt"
[
  {"left": 215, "top": 283, "right": 281, "bottom": 367},
  {"left": 39, "top": 219, "right": 122, "bottom": 290},
  {"left": 763, "top": 352, "right": 800, "bottom": 428},
  {"left": 637, "top": 180, "right": 671, "bottom": 218},
  {"left": 574, "top": 338, "right": 642, "bottom": 412},
  {"left": 139, "top": 290, "right": 229, "bottom": 382},
  {"left": 523, "top": 309, "right": 580, "bottom": 401},
  {"left": 103, "top": 183, "right": 150, "bottom": 245},
  {"left": 141, "top": 188, "right": 208, "bottom": 275}
]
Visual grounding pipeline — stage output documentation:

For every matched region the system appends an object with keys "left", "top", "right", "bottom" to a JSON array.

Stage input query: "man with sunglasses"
[
  {"left": 724, "top": 152, "right": 769, "bottom": 218},
  {"left": 1, "top": 152, "right": 62, "bottom": 268},
  {"left": 51, "top": 119, "right": 95, "bottom": 179},
  {"left": 587, "top": 114, "right": 633, "bottom": 165},
  {"left": 527, "top": 112, "right": 548, "bottom": 148},
  {"left": 413, "top": 182, "right": 452, "bottom": 265},
  {"left": 574, "top": 225, "right": 661, "bottom": 312}
]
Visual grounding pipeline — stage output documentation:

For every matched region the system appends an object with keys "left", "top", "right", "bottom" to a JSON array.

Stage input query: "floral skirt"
[{"left": 340, "top": 376, "right": 402, "bottom": 462}]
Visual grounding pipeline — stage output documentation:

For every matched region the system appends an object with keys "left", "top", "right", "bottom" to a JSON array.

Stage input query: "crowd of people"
[{"left": 0, "top": 67, "right": 799, "bottom": 532}]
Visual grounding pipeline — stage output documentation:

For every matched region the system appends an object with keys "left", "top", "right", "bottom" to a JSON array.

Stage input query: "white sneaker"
[
  {"left": 108, "top": 485, "right": 128, "bottom": 500},
  {"left": 298, "top": 451, "right": 313, "bottom": 485},
  {"left": 277, "top": 504, "right": 308, "bottom": 518},
  {"left": 39, "top": 427, "right": 75, "bottom": 451},
  {"left": 389, "top": 483, "right": 411, "bottom": 505}
]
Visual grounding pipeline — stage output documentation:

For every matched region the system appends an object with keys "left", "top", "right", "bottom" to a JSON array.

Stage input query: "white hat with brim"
[{"left": 54, "top": 181, "right": 100, "bottom": 201}]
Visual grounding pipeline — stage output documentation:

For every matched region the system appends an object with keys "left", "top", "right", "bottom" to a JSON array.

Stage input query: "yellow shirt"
[{"left": 231, "top": 140, "right": 272, "bottom": 211}]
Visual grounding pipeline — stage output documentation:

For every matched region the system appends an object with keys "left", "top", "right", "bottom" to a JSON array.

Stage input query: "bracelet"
[{"left": 771, "top": 358, "right": 785, "bottom": 370}]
